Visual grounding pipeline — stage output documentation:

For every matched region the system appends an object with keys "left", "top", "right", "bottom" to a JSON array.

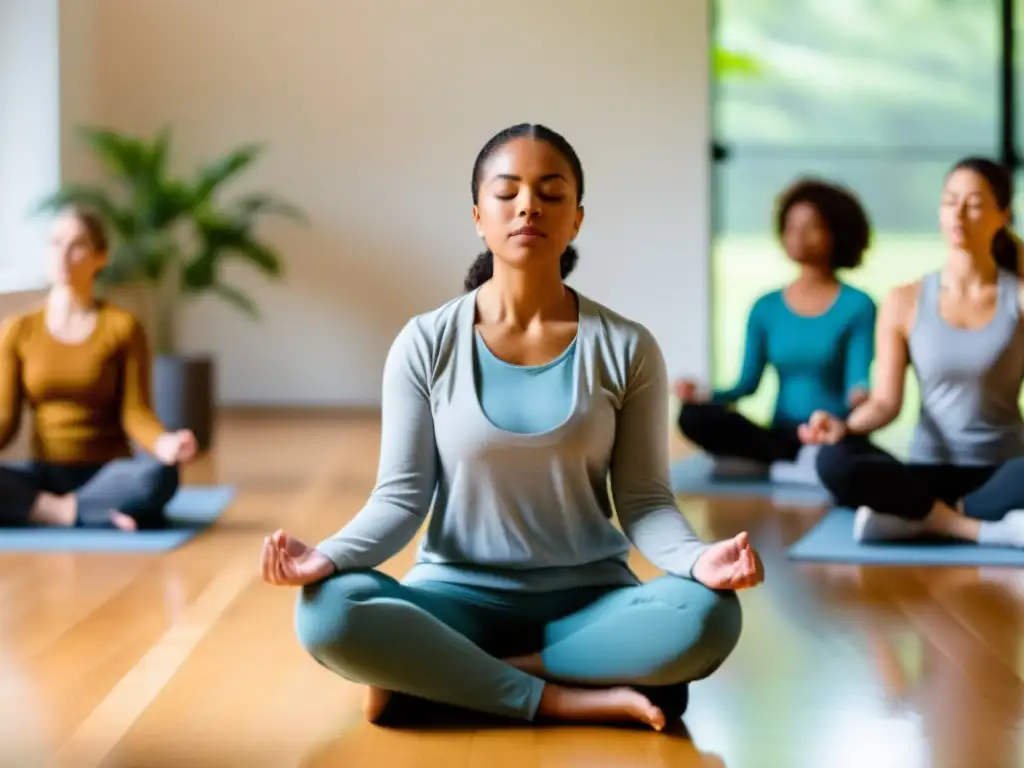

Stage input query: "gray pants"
[{"left": 0, "top": 454, "right": 179, "bottom": 529}]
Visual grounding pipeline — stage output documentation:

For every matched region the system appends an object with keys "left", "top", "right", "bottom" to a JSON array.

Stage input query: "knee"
[
  {"left": 682, "top": 587, "right": 743, "bottom": 680},
  {"left": 645, "top": 577, "right": 743, "bottom": 684},
  {"left": 677, "top": 403, "right": 718, "bottom": 442},
  {"left": 139, "top": 460, "right": 180, "bottom": 505},
  {"left": 294, "top": 569, "right": 393, "bottom": 662},
  {"left": 127, "top": 461, "right": 180, "bottom": 529},
  {"left": 998, "top": 456, "right": 1024, "bottom": 476},
  {"left": 814, "top": 442, "right": 854, "bottom": 493}
]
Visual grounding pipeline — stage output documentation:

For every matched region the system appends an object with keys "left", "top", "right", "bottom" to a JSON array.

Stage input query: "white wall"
[
  {"left": 0, "top": 0, "right": 60, "bottom": 293},
  {"left": 44, "top": 0, "right": 711, "bottom": 406}
]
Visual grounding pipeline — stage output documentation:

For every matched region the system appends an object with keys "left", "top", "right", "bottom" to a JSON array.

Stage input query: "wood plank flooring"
[{"left": 2, "top": 412, "right": 1022, "bottom": 768}]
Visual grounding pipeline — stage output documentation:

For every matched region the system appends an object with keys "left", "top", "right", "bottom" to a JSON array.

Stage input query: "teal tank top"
[{"left": 473, "top": 332, "right": 576, "bottom": 434}]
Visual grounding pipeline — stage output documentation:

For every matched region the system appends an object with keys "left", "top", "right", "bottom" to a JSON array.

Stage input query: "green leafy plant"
[
  {"left": 713, "top": 47, "right": 764, "bottom": 79},
  {"left": 36, "top": 126, "right": 306, "bottom": 354}
]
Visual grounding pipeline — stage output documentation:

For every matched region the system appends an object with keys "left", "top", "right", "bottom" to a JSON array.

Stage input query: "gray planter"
[{"left": 153, "top": 354, "right": 215, "bottom": 452}]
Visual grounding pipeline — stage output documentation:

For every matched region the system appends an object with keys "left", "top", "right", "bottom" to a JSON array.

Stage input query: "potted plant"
[{"left": 36, "top": 126, "right": 305, "bottom": 452}]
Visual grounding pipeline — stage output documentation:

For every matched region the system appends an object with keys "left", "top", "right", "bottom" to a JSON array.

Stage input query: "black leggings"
[
  {"left": 678, "top": 403, "right": 802, "bottom": 464},
  {"left": 815, "top": 437, "right": 1024, "bottom": 521},
  {"left": 0, "top": 454, "right": 180, "bottom": 529}
]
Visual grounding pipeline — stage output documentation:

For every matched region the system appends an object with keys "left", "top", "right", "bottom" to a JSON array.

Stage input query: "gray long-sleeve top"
[{"left": 316, "top": 289, "right": 710, "bottom": 591}]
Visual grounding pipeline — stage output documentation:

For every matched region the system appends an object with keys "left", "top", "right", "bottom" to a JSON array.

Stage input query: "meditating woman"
[
  {"left": 800, "top": 157, "right": 1024, "bottom": 546},
  {"left": 0, "top": 207, "right": 196, "bottom": 530},
  {"left": 259, "top": 124, "right": 763, "bottom": 731},
  {"left": 676, "top": 179, "right": 877, "bottom": 466}
]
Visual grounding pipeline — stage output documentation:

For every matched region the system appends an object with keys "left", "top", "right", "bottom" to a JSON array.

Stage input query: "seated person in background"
[
  {"left": 675, "top": 178, "right": 876, "bottom": 467},
  {"left": 0, "top": 206, "right": 197, "bottom": 530},
  {"left": 800, "top": 157, "right": 1024, "bottom": 547}
]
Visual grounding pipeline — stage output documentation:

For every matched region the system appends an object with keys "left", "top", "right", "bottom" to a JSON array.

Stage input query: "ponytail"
[
  {"left": 464, "top": 250, "right": 494, "bottom": 291},
  {"left": 463, "top": 245, "right": 580, "bottom": 292},
  {"left": 992, "top": 226, "right": 1021, "bottom": 274}
]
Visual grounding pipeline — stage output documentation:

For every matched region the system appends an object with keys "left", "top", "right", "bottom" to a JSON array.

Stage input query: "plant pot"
[{"left": 153, "top": 354, "right": 216, "bottom": 452}]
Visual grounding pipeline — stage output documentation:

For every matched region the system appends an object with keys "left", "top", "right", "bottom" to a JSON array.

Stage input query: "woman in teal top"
[
  {"left": 676, "top": 179, "right": 877, "bottom": 465},
  {"left": 258, "top": 124, "right": 764, "bottom": 731}
]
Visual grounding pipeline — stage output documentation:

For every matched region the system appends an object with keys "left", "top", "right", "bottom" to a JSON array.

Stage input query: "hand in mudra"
[
  {"left": 154, "top": 429, "right": 199, "bottom": 465},
  {"left": 674, "top": 379, "right": 706, "bottom": 404},
  {"left": 692, "top": 532, "right": 764, "bottom": 591},
  {"left": 260, "top": 530, "right": 335, "bottom": 586},
  {"left": 797, "top": 410, "right": 847, "bottom": 445}
]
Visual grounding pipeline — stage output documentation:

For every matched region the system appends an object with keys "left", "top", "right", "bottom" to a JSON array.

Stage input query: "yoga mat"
[
  {"left": 788, "top": 507, "right": 1024, "bottom": 567},
  {"left": 0, "top": 485, "right": 235, "bottom": 553},
  {"left": 670, "top": 454, "right": 831, "bottom": 507}
]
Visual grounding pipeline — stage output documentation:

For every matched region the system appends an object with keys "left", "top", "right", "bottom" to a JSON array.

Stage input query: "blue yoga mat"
[
  {"left": 788, "top": 507, "right": 1024, "bottom": 567},
  {"left": 0, "top": 485, "right": 235, "bottom": 553},
  {"left": 670, "top": 454, "right": 831, "bottom": 507}
]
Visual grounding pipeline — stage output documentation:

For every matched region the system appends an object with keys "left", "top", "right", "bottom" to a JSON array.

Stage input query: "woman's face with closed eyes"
[
  {"left": 472, "top": 137, "right": 583, "bottom": 276},
  {"left": 939, "top": 167, "right": 1009, "bottom": 254}
]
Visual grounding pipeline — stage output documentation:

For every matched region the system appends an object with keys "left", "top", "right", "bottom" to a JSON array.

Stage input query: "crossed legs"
[
  {"left": 295, "top": 570, "right": 742, "bottom": 729},
  {"left": 815, "top": 438, "right": 1024, "bottom": 546},
  {"left": 678, "top": 403, "right": 801, "bottom": 465},
  {"left": 0, "top": 454, "right": 180, "bottom": 529}
]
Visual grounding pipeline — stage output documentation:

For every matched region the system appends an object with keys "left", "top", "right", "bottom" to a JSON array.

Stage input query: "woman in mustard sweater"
[{"left": 0, "top": 207, "right": 197, "bottom": 530}]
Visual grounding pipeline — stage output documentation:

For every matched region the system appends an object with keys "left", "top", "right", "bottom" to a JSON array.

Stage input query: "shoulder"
[
  {"left": 838, "top": 283, "right": 876, "bottom": 309},
  {"left": 880, "top": 279, "right": 923, "bottom": 330},
  {"left": 886, "top": 279, "right": 923, "bottom": 307},
  {"left": 837, "top": 283, "right": 878, "bottom": 318},
  {"left": 1, "top": 307, "right": 40, "bottom": 332},
  {"left": 385, "top": 292, "right": 472, "bottom": 384},
  {"left": 750, "top": 289, "right": 783, "bottom": 319},
  {"left": 98, "top": 302, "right": 147, "bottom": 342},
  {"left": 0, "top": 307, "right": 43, "bottom": 346},
  {"left": 577, "top": 293, "right": 665, "bottom": 381}
]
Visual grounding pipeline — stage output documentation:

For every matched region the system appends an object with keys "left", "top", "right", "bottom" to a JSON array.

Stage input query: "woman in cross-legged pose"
[
  {"left": 0, "top": 207, "right": 196, "bottom": 530},
  {"left": 800, "top": 157, "right": 1024, "bottom": 546},
  {"left": 259, "top": 124, "right": 763, "bottom": 730},
  {"left": 676, "top": 178, "right": 877, "bottom": 466}
]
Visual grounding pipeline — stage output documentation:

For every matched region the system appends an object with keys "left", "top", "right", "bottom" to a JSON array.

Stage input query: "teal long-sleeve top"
[{"left": 712, "top": 284, "right": 877, "bottom": 427}]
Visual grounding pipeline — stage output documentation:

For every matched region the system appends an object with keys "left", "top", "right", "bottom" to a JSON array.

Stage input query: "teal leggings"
[{"left": 294, "top": 569, "right": 743, "bottom": 722}]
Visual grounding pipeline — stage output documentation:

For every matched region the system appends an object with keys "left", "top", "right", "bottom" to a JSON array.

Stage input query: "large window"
[
  {"left": 0, "top": 0, "right": 60, "bottom": 295},
  {"left": 712, "top": 0, "right": 1010, "bottom": 453}
]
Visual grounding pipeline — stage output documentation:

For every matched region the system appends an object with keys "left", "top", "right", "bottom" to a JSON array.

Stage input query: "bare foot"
[
  {"left": 538, "top": 684, "right": 665, "bottom": 731},
  {"left": 363, "top": 686, "right": 392, "bottom": 723},
  {"left": 110, "top": 511, "right": 137, "bottom": 532},
  {"left": 27, "top": 493, "right": 77, "bottom": 527}
]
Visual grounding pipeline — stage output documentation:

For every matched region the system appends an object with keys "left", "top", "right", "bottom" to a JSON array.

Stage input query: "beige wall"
[{"left": 28, "top": 0, "right": 711, "bottom": 406}]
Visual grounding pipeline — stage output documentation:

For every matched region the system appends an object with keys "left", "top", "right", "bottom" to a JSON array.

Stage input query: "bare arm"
[{"left": 843, "top": 285, "right": 915, "bottom": 436}]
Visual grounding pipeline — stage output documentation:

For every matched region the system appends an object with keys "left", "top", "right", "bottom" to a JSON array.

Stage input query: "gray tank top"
[{"left": 907, "top": 269, "right": 1024, "bottom": 465}]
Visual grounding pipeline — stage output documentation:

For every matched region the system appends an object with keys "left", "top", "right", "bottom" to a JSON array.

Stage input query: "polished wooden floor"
[{"left": 2, "top": 412, "right": 1023, "bottom": 768}]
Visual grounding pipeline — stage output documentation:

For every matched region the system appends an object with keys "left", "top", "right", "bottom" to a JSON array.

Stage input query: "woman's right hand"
[
  {"left": 797, "top": 410, "right": 847, "bottom": 445},
  {"left": 674, "top": 378, "right": 707, "bottom": 404},
  {"left": 260, "top": 530, "right": 335, "bottom": 586}
]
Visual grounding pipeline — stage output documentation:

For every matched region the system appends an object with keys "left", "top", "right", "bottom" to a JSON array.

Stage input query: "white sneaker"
[{"left": 852, "top": 506, "right": 928, "bottom": 543}]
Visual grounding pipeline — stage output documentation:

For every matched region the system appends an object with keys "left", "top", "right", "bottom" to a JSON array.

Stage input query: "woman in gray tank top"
[{"left": 799, "top": 157, "right": 1024, "bottom": 547}]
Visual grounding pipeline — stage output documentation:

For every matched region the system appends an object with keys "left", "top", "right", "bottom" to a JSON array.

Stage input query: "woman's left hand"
[
  {"left": 692, "top": 532, "right": 764, "bottom": 590},
  {"left": 154, "top": 429, "right": 199, "bottom": 465}
]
